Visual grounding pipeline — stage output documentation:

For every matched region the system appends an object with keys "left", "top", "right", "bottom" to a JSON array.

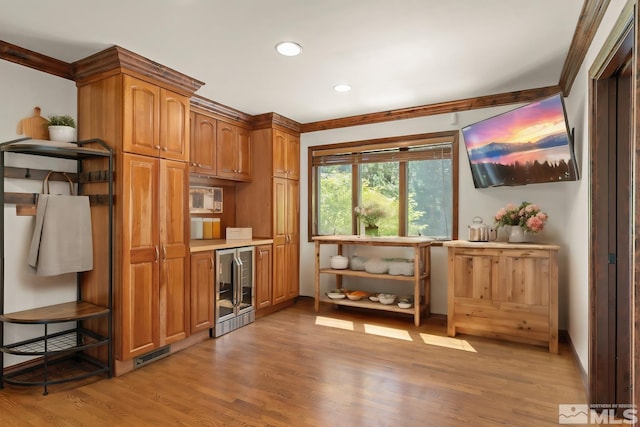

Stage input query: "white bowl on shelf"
[
  {"left": 350, "top": 256, "right": 367, "bottom": 271},
  {"left": 397, "top": 302, "right": 412, "bottom": 309},
  {"left": 364, "top": 258, "right": 388, "bottom": 274},
  {"left": 378, "top": 294, "right": 396, "bottom": 305},
  {"left": 327, "top": 292, "right": 346, "bottom": 299},
  {"left": 330, "top": 255, "right": 349, "bottom": 269}
]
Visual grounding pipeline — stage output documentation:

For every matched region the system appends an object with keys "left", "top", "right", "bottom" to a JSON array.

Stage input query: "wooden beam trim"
[
  {"left": 301, "top": 85, "right": 562, "bottom": 133},
  {"left": 559, "top": 0, "right": 612, "bottom": 96},
  {"left": 0, "top": 40, "right": 73, "bottom": 80}
]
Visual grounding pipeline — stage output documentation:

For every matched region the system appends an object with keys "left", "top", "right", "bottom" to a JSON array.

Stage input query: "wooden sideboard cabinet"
[{"left": 444, "top": 241, "right": 559, "bottom": 353}]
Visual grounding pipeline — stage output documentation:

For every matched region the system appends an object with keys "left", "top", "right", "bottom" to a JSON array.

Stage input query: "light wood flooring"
[{"left": 0, "top": 297, "right": 586, "bottom": 426}]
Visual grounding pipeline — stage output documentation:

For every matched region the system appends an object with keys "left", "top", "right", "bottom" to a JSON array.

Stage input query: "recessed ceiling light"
[
  {"left": 275, "top": 41, "right": 302, "bottom": 56},
  {"left": 333, "top": 84, "right": 352, "bottom": 92}
]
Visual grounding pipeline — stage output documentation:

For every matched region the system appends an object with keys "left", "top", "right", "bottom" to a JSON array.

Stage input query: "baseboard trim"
[{"left": 561, "top": 329, "right": 589, "bottom": 398}]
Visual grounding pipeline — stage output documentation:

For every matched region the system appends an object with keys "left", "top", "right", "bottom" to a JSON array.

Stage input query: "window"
[{"left": 309, "top": 131, "right": 458, "bottom": 240}]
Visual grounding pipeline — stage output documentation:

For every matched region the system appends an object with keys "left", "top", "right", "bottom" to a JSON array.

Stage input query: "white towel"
[{"left": 28, "top": 194, "right": 93, "bottom": 276}]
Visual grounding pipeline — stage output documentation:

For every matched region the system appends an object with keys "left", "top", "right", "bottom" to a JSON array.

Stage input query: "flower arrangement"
[
  {"left": 354, "top": 203, "right": 386, "bottom": 227},
  {"left": 494, "top": 201, "right": 548, "bottom": 233}
]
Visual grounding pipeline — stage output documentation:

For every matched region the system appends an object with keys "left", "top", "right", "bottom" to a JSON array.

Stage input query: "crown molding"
[{"left": 72, "top": 45, "right": 204, "bottom": 95}]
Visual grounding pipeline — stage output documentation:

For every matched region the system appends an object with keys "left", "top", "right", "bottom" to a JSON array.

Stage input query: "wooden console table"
[
  {"left": 444, "top": 240, "right": 559, "bottom": 353},
  {"left": 313, "top": 235, "right": 431, "bottom": 326}
]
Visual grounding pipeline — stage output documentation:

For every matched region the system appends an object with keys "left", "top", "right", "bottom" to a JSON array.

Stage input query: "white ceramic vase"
[
  {"left": 508, "top": 225, "right": 528, "bottom": 243},
  {"left": 48, "top": 125, "right": 76, "bottom": 143}
]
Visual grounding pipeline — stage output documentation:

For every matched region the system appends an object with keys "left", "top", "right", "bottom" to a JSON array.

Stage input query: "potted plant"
[{"left": 47, "top": 114, "right": 76, "bottom": 143}]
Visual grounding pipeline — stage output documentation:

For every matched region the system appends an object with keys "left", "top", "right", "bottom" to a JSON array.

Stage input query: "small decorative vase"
[
  {"left": 365, "top": 225, "right": 379, "bottom": 237},
  {"left": 359, "top": 221, "right": 366, "bottom": 236},
  {"left": 508, "top": 225, "right": 528, "bottom": 243},
  {"left": 48, "top": 125, "right": 76, "bottom": 143}
]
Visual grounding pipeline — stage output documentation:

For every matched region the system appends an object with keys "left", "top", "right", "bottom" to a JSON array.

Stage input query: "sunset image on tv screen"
[{"left": 462, "top": 93, "right": 579, "bottom": 188}]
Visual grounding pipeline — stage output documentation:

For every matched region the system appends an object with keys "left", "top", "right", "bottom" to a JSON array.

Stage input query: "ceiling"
[{"left": 0, "top": 0, "right": 585, "bottom": 124}]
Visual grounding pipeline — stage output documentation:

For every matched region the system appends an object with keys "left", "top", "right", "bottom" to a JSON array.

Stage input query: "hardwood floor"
[{"left": 0, "top": 297, "right": 586, "bottom": 426}]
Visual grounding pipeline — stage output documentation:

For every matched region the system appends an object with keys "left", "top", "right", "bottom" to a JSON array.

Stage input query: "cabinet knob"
[{"left": 162, "top": 147, "right": 168, "bottom": 151}]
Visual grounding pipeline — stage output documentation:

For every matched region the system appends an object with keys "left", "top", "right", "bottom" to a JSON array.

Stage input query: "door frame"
[{"left": 588, "top": 1, "right": 637, "bottom": 408}]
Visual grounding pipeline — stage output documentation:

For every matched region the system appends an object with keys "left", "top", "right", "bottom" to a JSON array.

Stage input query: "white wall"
[
  {"left": 301, "top": 107, "right": 574, "bottom": 320},
  {"left": 299, "top": 0, "right": 628, "bottom": 377},
  {"left": 0, "top": 60, "right": 78, "bottom": 367}
]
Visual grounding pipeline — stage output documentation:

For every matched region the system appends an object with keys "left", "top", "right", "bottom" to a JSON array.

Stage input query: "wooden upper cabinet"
[
  {"left": 160, "top": 89, "right": 189, "bottom": 161},
  {"left": 216, "top": 121, "right": 251, "bottom": 181},
  {"left": 190, "top": 112, "right": 217, "bottom": 176},
  {"left": 123, "top": 76, "right": 160, "bottom": 158},
  {"left": 123, "top": 75, "right": 189, "bottom": 161},
  {"left": 236, "top": 126, "right": 252, "bottom": 181},
  {"left": 273, "top": 129, "right": 299, "bottom": 180}
]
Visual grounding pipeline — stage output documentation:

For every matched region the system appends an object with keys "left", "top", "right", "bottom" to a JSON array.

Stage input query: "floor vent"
[{"left": 134, "top": 346, "right": 170, "bottom": 369}]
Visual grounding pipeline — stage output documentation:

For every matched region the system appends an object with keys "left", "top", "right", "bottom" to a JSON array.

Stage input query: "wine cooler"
[{"left": 214, "top": 246, "right": 255, "bottom": 337}]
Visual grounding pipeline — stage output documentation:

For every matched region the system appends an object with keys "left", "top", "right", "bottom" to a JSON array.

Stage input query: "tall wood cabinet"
[
  {"left": 236, "top": 116, "right": 301, "bottom": 312},
  {"left": 74, "top": 46, "right": 204, "bottom": 369}
]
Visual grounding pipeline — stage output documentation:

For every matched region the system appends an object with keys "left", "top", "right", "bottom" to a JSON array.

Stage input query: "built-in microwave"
[{"left": 189, "top": 186, "right": 223, "bottom": 213}]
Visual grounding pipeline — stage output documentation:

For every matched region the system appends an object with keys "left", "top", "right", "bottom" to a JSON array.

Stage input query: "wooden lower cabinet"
[
  {"left": 119, "top": 153, "right": 189, "bottom": 360},
  {"left": 190, "top": 251, "right": 214, "bottom": 333},
  {"left": 255, "top": 244, "right": 273, "bottom": 309},
  {"left": 444, "top": 241, "right": 559, "bottom": 353}
]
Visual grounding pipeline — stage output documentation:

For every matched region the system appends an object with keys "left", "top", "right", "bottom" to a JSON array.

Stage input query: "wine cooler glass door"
[
  {"left": 236, "top": 247, "right": 254, "bottom": 313},
  {"left": 216, "top": 249, "right": 235, "bottom": 321}
]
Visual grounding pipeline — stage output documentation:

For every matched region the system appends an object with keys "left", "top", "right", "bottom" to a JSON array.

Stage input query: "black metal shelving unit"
[{"left": 0, "top": 137, "right": 113, "bottom": 395}]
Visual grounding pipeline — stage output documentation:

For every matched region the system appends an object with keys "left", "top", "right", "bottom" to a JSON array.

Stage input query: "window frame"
[{"left": 307, "top": 131, "right": 459, "bottom": 242}]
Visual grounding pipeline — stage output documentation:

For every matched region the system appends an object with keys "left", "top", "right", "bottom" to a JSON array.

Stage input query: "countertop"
[
  {"left": 190, "top": 238, "right": 274, "bottom": 252},
  {"left": 443, "top": 240, "right": 560, "bottom": 250},
  {"left": 312, "top": 235, "right": 433, "bottom": 246}
]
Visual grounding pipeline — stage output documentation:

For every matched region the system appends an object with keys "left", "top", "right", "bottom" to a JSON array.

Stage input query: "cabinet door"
[
  {"left": 121, "top": 153, "right": 160, "bottom": 359},
  {"left": 159, "top": 160, "right": 189, "bottom": 345},
  {"left": 255, "top": 244, "right": 273, "bottom": 309},
  {"left": 285, "top": 133, "right": 300, "bottom": 180},
  {"left": 216, "top": 121, "right": 237, "bottom": 179},
  {"left": 236, "top": 126, "right": 252, "bottom": 181},
  {"left": 273, "top": 130, "right": 299, "bottom": 180},
  {"left": 285, "top": 180, "right": 299, "bottom": 299},
  {"left": 273, "top": 129, "right": 287, "bottom": 178},
  {"left": 452, "top": 253, "right": 497, "bottom": 300},
  {"left": 123, "top": 76, "right": 160, "bottom": 157},
  {"left": 190, "top": 112, "right": 217, "bottom": 176},
  {"left": 160, "top": 89, "right": 189, "bottom": 161},
  {"left": 496, "top": 251, "right": 550, "bottom": 305},
  {"left": 190, "top": 251, "right": 214, "bottom": 332},
  {"left": 272, "top": 178, "right": 287, "bottom": 304}
]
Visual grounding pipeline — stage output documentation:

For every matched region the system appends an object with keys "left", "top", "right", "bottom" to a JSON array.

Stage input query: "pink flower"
[
  {"left": 526, "top": 216, "right": 544, "bottom": 232},
  {"left": 536, "top": 212, "right": 547, "bottom": 222}
]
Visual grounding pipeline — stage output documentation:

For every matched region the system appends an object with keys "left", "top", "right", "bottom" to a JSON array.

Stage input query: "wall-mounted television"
[{"left": 461, "top": 93, "right": 579, "bottom": 188}]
